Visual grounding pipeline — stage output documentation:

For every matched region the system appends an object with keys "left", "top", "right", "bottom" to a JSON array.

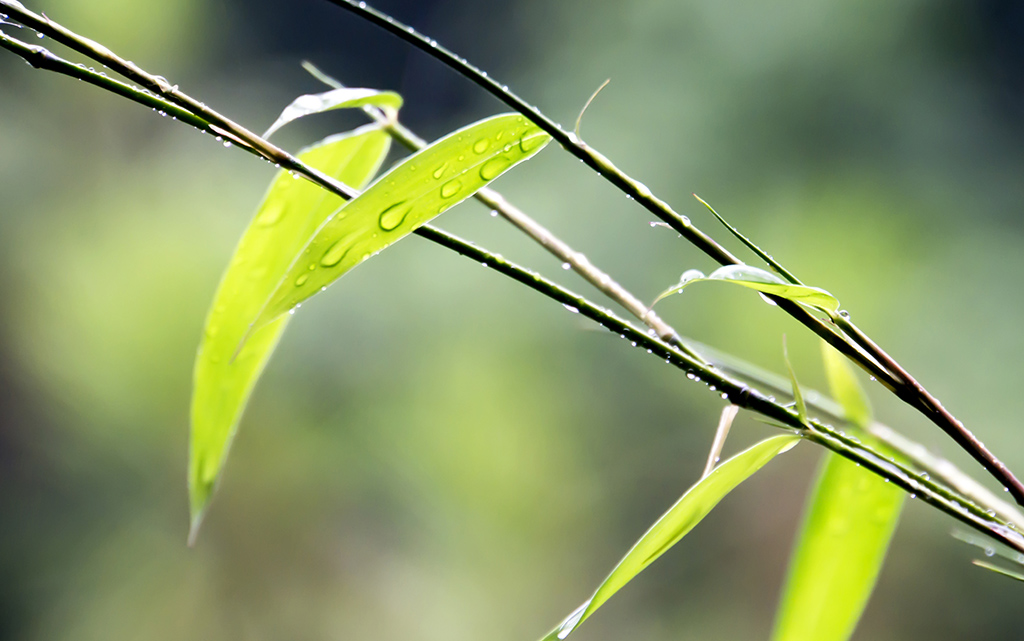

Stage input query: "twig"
[
  {"left": 3, "top": 0, "right": 1022, "bottom": 551},
  {"left": 420, "top": 226, "right": 1024, "bottom": 554},
  {"left": 372, "top": 112, "right": 703, "bottom": 360},
  {"left": 318, "top": 0, "right": 1024, "bottom": 507},
  {"left": 703, "top": 405, "right": 739, "bottom": 478},
  {"left": 833, "top": 312, "right": 1024, "bottom": 502}
]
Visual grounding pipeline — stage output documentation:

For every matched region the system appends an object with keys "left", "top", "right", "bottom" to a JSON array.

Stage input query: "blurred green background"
[{"left": 2, "top": 0, "right": 1024, "bottom": 639}]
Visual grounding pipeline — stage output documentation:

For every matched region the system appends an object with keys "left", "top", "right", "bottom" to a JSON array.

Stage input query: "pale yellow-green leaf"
[
  {"left": 189, "top": 125, "right": 391, "bottom": 541},
  {"left": 248, "top": 113, "right": 550, "bottom": 331},
  {"left": 653, "top": 265, "right": 839, "bottom": 313},
  {"left": 263, "top": 87, "right": 403, "bottom": 139},
  {"left": 543, "top": 435, "right": 801, "bottom": 641}
]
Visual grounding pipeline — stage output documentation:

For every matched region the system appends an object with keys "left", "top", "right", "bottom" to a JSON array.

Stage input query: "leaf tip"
[
  {"left": 778, "top": 437, "right": 801, "bottom": 455},
  {"left": 187, "top": 482, "right": 213, "bottom": 547}
]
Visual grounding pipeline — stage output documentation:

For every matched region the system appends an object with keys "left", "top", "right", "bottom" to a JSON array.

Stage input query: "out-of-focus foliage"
[
  {"left": 2, "top": 1, "right": 1024, "bottom": 640},
  {"left": 771, "top": 345, "right": 904, "bottom": 641}
]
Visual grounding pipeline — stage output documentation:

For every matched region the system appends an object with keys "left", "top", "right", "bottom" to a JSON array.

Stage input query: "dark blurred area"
[{"left": 2, "top": 1, "right": 1024, "bottom": 639}]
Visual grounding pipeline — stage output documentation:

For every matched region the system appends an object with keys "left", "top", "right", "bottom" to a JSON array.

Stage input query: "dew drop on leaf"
[
  {"left": 379, "top": 201, "right": 412, "bottom": 231},
  {"left": 440, "top": 179, "right": 463, "bottom": 199},
  {"left": 320, "top": 239, "right": 350, "bottom": 267},
  {"left": 480, "top": 156, "right": 512, "bottom": 180}
]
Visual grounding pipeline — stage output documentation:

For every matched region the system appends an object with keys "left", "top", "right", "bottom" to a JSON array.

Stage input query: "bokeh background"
[{"left": 2, "top": 0, "right": 1024, "bottom": 639}]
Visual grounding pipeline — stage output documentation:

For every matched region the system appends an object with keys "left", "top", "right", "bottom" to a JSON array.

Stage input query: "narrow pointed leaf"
[
  {"left": 653, "top": 265, "right": 839, "bottom": 313},
  {"left": 771, "top": 344, "right": 904, "bottom": 641},
  {"left": 782, "top": 337, "right": 808, "bottom": 425},
  {"left": 544, "top": 435, "right": 801, "bottom": 641},
  {"left": 303, "top": 61, "right": 348, "bottom": 91},
  {"left": 249, "top": 114, "right": 551, "bottom": 331},
  {"left": 973, "top": 560, "right": 1024, "bottom": 583},
  {"left": 263, "top": 87, "right": 403, "bottom": 138},
  {"left": 693, "top": 193, "right": 801, "bottom": 284},
  {"left": 189, "top": 125, "right": 392, "bottom": 540}
]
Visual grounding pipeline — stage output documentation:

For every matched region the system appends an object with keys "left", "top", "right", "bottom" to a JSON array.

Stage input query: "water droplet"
[
  {"left": 679, "top": 269, "right": 704, "bottom": 284},
  {"left": 563, "top": 304, "right": 579, "bottom": 314},
  {"left": 432, "top": 162, "right": 448, "bottom": 179},
  {"left": 519, "top": 133, "right": 546, "bottom": 153},
  {"left": 321, "top": 239, "right": 351, "bottom": 267},
  {"left": 295, "top": 274, "right": 310, "bottom": 286},
  {"left": 440, "top": 179, "right": 463, "bottom": 198},
  {"left": 379, "top": 201, "right": 412, "bottom": 231},
  {"left": 489, "top": 210, "right": 498, "bottom": 217},
  {"left": 472, "top": 138, "right": 490, "bottom": 154},
  {"left": 223, "top": 140, "right": 232, "bottom": 148},
  {"left": 480, "top": 156, "right": 512, "bottom": 180},
  {"left": 561, "top": 262, "right": 571, "bottom": 270},
  {"left": 985, "top": 547, "right": 996, "bottom": 557}
]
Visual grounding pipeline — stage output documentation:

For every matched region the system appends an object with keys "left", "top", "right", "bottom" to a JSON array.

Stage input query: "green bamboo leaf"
[
  {"left": 782, "top": 336, "right": 808, "bottom": 426},
  {"left": 189, "top": 125, "right": 392, "bottom": 541},
  {"left": 248, "top": 113, "right": 551, "bottom": 332},
  {"left": 820, "top": 341, "right": 872, "bottom": 430},
  {"left": 652, "top": 265, "right": 839, "bottom": 313},
  {"left": 263, "top": 87, "right": 404, "bottom": 138},
  {"left": 771, "top": 344, "right": 904, "bottom": 641},
  {"left": 543, "top": 435, "right": 801, "bottom": 641},
  {"left": 692, "top": 193, "right": 801, "bottom": 285},
  {"left": 973, "top": 560, "right": 1024, "bottom": 583}
]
